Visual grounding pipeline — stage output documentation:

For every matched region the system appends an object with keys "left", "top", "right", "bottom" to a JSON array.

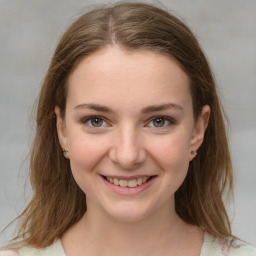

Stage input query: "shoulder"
[
  {"left": 220, "top": 237, "right": 256, "bottom": 256},
  {"left": 17, "top": 239, "right": 66, "bottom": 256},
  {"left": 202, "top": 233, "right": 256, "bottom": 256},
  {"left": 0, "top": 239, "right": 65, "bottom": 256},
  {"left": 0, "top": 250, "right": 19, "bottom": 256}
]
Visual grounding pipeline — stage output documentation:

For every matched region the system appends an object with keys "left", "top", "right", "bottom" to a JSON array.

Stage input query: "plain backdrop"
[{"left": 0, "top": 0, "right": 255, "bottom": 247}]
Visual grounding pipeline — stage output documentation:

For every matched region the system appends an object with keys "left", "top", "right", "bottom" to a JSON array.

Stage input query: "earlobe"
[
  {"left": 189, "top": 105, "right": 211, "bottom": 161},
  {"left": 55, "top": 106, "right": 69, "bottom": 158}
]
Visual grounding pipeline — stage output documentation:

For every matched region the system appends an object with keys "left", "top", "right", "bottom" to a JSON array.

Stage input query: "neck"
[
  {"left": 62, "top": 199, "right": 203, "bottom": 256},
  {"left": 85, "top": 198, "right": 178, "bottom": 248}
]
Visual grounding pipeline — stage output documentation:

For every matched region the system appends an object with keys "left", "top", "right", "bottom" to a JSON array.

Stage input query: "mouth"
[
  {"left": 101, "top": 175, "right": 157, "bottom": 195},
  {"left": 102, "top": 175, "right": 155, "bottom": 188}
]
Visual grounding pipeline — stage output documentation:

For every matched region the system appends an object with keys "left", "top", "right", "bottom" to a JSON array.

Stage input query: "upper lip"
[{"left": 100, "top": 174, "right": 155, "bottom": 180}]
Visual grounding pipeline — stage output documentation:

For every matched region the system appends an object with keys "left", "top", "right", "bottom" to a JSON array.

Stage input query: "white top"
[{"left": 1, "top": 233, "right": 256, "bottom": 256}]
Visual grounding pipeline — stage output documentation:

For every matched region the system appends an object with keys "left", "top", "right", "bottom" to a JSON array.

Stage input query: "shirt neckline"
[{"left": 56, "top": 232, "right": 212, "bottom": 256}]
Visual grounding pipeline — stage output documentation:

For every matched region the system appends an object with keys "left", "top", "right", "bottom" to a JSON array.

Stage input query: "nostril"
[{"left": 108, "top": 137, "right": 147, "bottom": 168}]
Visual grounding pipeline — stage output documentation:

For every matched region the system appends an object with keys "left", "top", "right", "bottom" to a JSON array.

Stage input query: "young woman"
[{"left": 1, "top": 2, "right": 255, "bottom": 256}]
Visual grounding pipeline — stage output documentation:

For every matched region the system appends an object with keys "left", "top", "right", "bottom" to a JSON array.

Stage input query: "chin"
[
  {"left": 102, "top": 201, "right": 156, "bottom": 223},
  {"left": 108, "top": 211, "right": 149, "bottom": 223}
]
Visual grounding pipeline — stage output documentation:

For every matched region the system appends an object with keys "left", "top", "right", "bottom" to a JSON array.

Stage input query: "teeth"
[
  {"left": 119, "top": 180, "right": 128, "bottom": 187},
  {"left": 106, "top": 176, "right": 150, "bottom": 187},
  {"left": 128, "top": 179, "right": 137, "bottom": 188},
  {"left": 114, "top": 178, "right": 119, "bottom": 186}
]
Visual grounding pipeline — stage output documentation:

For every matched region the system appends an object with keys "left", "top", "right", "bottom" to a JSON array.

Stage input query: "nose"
[{"left": 109, "top": 126, "right": 147, "bottom": 169}]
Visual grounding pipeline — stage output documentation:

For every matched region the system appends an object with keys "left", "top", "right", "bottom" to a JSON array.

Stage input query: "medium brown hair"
[{"left": 12, "top": 2, "right": 233, "bottom": 247}]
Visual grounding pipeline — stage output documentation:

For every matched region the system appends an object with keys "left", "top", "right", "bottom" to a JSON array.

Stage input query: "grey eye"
[
  {"left": 89, "top": 117, "right": 104, "bottom": 127},
  {"left": 152, "top": 117, "right": 166, "bottom": 127}
]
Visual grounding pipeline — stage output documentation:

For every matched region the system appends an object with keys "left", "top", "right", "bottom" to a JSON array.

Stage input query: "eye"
[
  {"left": 152, "top": 117, "right": 166, "bottom": 127},
  {"left": 82, "top": 116, "right": 108, "bottom": 128},
  {"left": 148, "top": 116, "right": 175, "bottom": 128}
]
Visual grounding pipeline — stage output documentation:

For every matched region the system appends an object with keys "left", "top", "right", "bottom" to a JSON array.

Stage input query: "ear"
[
  {"left": 189, "top": 105, "right": 211, "bottom": 161},
  {"left": 55, "top": 106, "right": 69, "bottom": 158}
]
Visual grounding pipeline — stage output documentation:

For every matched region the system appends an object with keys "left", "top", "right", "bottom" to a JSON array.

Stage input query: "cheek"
[
  {"left": 68, "top": 135, "right": 109, "bottom": 185},
  {"left": 148, "top": 133, "right": 191, "bottom": 182},
  {"left": 150, "top": 132, "right": 190, "bottom": 163}
]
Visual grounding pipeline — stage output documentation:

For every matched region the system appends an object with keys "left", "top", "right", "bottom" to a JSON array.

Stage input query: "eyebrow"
[
  {"left": 141, "top": 103, "right": 183, "bottom": 114},
  {"left": 74, "top": 103, "right": 115, "bottom": 113},
  {"left": 73, "top": 103, "right": 183, "bottom": 114}
]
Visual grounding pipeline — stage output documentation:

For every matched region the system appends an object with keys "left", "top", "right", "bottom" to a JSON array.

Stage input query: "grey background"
[{"left": 0, "top": 0, "right": 255, "bottom": 247}]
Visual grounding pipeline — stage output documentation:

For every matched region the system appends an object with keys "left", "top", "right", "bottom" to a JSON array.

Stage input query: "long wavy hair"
[{"left": 12, "top": 2, "right": 233, "bottom": 248}]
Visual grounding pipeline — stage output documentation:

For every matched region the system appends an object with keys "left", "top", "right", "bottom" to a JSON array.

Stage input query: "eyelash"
[
  {"left": 80, "top": 116, "right": 109, "bottom": 128},
  {"left": 147, "top": 116, "right": 176, "bottom": 128},
  {"left": 80, "top": 115, "right": 176, "bottom": 128}
]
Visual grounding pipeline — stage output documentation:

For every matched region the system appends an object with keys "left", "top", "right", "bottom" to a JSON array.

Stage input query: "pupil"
[
  {"left": 154, "top": 118, "right": 165, "bottom": 127},
  {"left": 92, "top": 118, "right": 103, "bottom": 127}
]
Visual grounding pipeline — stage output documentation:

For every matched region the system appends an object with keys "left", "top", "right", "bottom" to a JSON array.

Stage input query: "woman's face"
[{"left": 56, "top": 46, "right": 209, "bottom": 222}]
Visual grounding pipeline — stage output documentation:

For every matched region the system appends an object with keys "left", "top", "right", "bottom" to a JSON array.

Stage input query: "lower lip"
[{"left": 101, "top": 176, "right": 157, "bottom": 195}]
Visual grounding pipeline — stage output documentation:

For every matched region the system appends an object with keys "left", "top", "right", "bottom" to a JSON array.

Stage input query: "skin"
[{"left": 55, "top": 46, "right": 210, "bottom": 256}]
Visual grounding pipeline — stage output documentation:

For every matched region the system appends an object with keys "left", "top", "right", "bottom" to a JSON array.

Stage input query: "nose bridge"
[{"left": 110, "top": 123, "right": 146, "bottom": 168}]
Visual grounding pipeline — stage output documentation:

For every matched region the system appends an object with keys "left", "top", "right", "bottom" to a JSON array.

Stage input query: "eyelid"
[
  {"left": 80, "top": 115, "right": 110, "bottom": 127},
  {"left": 79, "top": 115, "right": 176, "bottom": 128},
  {"left": 147, "top": 116, "right": 176, "bottom": 128}
]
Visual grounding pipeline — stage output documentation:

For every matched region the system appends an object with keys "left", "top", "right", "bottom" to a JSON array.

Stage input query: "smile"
[
  {"left": 101, "top": 175, "right": 156, "bottom": 195},
  {"left": 105, "top": 176, "right": 151, "bottom": 188}
]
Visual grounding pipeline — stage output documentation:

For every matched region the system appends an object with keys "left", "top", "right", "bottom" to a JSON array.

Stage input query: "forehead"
[{"left": 66, "top": 46, "right": 192, "bottom": 110}]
